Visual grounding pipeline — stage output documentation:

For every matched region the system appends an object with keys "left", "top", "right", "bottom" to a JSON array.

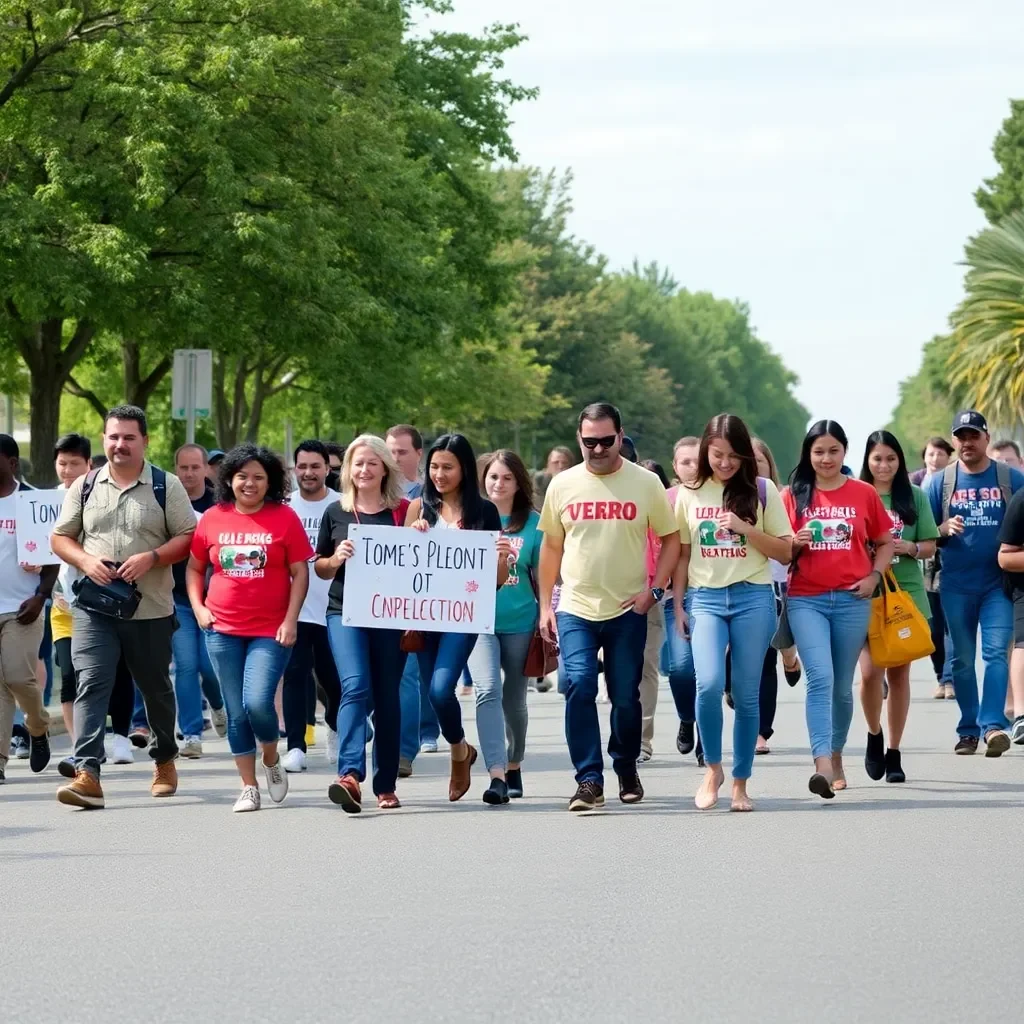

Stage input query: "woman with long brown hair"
[
  {"left": 672, "top": 414, "right": 793, "bottom": 811},
  {"left": 466, "top": 449, "right": 544, "bottom": 799}
]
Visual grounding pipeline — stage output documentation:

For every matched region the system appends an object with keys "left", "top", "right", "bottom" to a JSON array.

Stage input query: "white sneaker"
[
  {"left": 281, "top": 748, "right": 307, "bottom": 773},
  {"left": 325, "top": 728, "right": 339, "bottom": 768},
  {"left": 420, "top": 739, "right": 438, "bottom": 753},
  {"left": 110, "top": 734, "right": 135, "bottom": 765},
  {"left": 180, "top": 735, "right": 203, "bottom": 759},
  {"left": 210, "top": 707, "right": 228, "bottom": 738},
  {"left": 233, "top": 785, "right": 261, "bottom": 813},
  {"left": 263, "top": 756, "right": 289, "bottom": 803}
]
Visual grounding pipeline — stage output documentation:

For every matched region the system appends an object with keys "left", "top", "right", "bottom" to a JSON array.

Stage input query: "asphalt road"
[{"left": 2, "top": 662, "right": 1022, "bottom": 1024}]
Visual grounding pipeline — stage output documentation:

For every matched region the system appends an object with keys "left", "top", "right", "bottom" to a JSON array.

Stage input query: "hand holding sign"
[{"left": 15, "top": 489, "right": 65, "bottom": 566}]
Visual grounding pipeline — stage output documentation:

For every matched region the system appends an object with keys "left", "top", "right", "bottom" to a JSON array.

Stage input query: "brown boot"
[
  {"left": 448, "top": 744, "right": 477, "bottom": 802},
  {"left": 57, "top": 770, "right": 105, "bottom": 809},
  {"left": 151, "top": 760, "right": 178, "bottom": 797}
]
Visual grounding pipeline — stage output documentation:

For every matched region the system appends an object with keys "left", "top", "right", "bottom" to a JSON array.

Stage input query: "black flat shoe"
[
  {"left": 483, "top": 778, "right": 509, "bottom": 805},
  {"left": 783, "top": 660, "right": 802, "bottom": 686},
  {"left": 676, "top": 721, "right": 695, "bottom": 755},
  {"left": 506, "top": 768, "right": 523, "bottom": 799},
  {"left": 884, "top": 748, "right": 905, "bottom": 783},
  {"left": 865, "top": 729, "right": 885, "bottom": 781}
]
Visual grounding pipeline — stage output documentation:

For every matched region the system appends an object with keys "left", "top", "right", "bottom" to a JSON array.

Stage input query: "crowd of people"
[{"left": 1, "top": 398, "right": 1022, "bottom": 814}]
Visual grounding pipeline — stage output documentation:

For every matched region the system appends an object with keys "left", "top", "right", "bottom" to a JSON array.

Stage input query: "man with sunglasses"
[{"left": 538, "top": 402, "right": 680, "bottom": 811}]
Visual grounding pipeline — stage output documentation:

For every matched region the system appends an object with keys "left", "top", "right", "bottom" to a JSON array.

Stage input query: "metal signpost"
[{"left": 171, "top": 349, "right": 213, "bottom": 443}]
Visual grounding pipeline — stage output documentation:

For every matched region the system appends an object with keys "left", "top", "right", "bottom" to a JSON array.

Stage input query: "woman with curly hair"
[{"left": 187, "top": 444, "right": 313, "bottom": 813}]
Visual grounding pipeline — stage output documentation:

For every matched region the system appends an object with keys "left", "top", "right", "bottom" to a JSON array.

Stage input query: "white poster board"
[
  {"left": 342, "top": 525, "right": 498, "bottom": 634},
  {"left": 15, "top": 489, "right": 64, "bottom": 565}
]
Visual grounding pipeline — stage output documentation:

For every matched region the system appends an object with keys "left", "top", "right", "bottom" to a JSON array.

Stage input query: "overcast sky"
[{"left": 433, "top": 0, "right": 1024, "bottom": 456}]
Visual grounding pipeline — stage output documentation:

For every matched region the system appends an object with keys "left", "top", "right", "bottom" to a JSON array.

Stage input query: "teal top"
[
  {"left": 881, "top": 487, "right": 938, "bottom": 619},
  {"left": 496, "top": 511, "right": 543, "bottom": 634}
]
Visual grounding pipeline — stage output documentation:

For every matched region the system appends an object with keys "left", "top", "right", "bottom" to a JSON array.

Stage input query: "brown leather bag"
[
  {"left": 400, "top": 630, "right": 424, "bottom": 654},
  {"left": 522, "top": 567, "right": 558, "bottom": 676}
]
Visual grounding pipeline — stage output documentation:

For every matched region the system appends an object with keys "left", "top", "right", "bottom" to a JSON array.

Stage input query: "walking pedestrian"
[
  {"left": 538, "top": 402, "right": 680, "bottom": 812},
  {"left": 51, "top": 406, "right": 195, "bottom": 809},
  {"left": 782, "top": 420, "right": 894, "bottom": 799},
  {"left": 673, "top": 415, "right": 792, "bottom": 811},
  {"left": 857, "top": 430, "right": 938, "bottom": 783},
  {"left": 187, "top": 444, "right": 312, "bottom": 812}
]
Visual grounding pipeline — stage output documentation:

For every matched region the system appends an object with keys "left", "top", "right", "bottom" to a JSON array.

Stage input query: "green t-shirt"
[
  {"left": 496, "top": 511, "right": 543, "bottom": 634},
  {"left": 881, "top": 486, "right": 938, "bottom": 618}
]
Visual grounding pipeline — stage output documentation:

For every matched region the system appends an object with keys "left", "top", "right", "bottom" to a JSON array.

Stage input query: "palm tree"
[{"left": 948, "top": 210, "right": 1024, "bottom": 427}]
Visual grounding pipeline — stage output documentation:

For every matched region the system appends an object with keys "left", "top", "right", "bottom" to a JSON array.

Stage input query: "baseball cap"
[
  {"left": 207, "top": 448, "right": 226, "bottom": 463},
  {"left": 621, "top": 435, "right": 639, "bottom": 463},
  {"left": 951, "top": 411, "right": 988, "bottom": 436}
]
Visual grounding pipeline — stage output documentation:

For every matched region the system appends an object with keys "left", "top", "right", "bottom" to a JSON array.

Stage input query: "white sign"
[
  {"left": 342, "top": 525, "right": 498, "bottom": 634},
  {"left": 171, "top": 348, "right": 213, "bottom": 420},
  {"left": 15, "top": 489, "right": 64, "bottom": 565}
]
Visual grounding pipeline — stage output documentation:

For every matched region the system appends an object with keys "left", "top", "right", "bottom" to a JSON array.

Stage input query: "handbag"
[
  {"left": 72, "top": 566, "right": 142, "bottom": 621},
  {"left": 523, "top": 568, "right": 559, "bottom": 677},
  {"left": 867, "top": 570, "right": 935, "bottom": 668},
  {"left": 770, "top": 589, "right": 793, "bottom": 651}
]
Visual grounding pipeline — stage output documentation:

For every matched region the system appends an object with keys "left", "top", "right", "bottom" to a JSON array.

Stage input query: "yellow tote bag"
[{"left": 867, "top": 571, "right": 935, "bottom": 668}]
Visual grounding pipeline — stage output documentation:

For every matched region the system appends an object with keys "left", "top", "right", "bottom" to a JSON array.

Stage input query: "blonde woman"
[{"left": 314, "top": 435, "right": 410, "bottom": 813}]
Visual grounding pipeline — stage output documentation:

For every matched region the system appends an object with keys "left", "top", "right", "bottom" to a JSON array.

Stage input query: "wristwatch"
[{"left": 651, "top": 587, "right": 666, "bottom": 602}]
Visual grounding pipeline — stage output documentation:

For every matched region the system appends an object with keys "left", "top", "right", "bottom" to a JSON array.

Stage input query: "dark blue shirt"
[{"left": 926, "top": 462, "right": 1024, "bottom": 595}]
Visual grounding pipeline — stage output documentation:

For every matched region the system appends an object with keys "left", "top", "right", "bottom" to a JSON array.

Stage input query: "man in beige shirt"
[{"left": 51, "top": 405, "right": 196, "bottom": 809}]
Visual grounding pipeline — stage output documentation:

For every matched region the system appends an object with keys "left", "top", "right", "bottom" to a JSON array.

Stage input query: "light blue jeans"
[
  {"left": 466, "top": 631, "right": 533, "bottom": 769},
  {"left": 787, "top": 590, "right": 872, "bottom": 759},
  {"left": 203, "top": 632, "right": 292, "bottom": 756},
  {"left": 940, "top": 587, "right": 1012, "bottom": 737},
  {"left": 689, "top": 582, "right": 776, "bottom": 779},
  {"left": 172, "top": 598, "right": 224, "bottom": 737},
  {"left": 662, "top": 593, "right": 696, "bottom": 721}
]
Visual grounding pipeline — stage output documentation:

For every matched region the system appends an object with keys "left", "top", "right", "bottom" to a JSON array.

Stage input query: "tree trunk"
[
  {"left": 10, "top": 313, "right": 97, "bottom": 484},
  {"left": 122, "top": 338, "right": 172, "bottom": 409}
]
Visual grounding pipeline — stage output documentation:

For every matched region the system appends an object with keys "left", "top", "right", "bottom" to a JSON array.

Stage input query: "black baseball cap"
[{"left": 951, "top": 411, "right": 989, "bottom": 436}]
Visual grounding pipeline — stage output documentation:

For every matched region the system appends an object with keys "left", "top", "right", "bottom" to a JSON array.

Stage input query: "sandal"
[{"left": 377, "top": 793, "right": 401, "bottom": 809}]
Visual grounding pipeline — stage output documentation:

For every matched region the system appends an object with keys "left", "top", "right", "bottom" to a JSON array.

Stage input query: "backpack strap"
[
  {"left": 941, "top": 462, "right": 958, "bottom": 524},
  {"left": 757, "top": 477, "right": 767, "bottom": 512},
  {"left": 79, "top": 468, "right": 101, "bottom": 512},
  {"left": 995, "top": 460, "right": 1013, "bottom": 511}
]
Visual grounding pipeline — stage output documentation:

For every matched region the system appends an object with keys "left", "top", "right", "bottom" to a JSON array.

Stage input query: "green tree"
[
  {"left": 976, "top": 99, "right": 1024, "bottom": 224},
  {"left": 886, "top": 336, "right": 959, "bottom": 457},
  {"left": 947, "top": 211, "right": 1024, "bottom": 428}
]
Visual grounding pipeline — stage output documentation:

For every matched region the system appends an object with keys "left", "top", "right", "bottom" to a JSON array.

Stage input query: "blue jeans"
[
  {"left": 203, "top": 632, "right": 292, "bottom": 756},
  {"left": 172, "top": 599, "right": 224, "bottom": 736},
  {"left": 690, "top": 583, "right": 776, "bottom": 779},
  {"left": 940, "top": 587, "right": 1012, "bottom": 737},
  {"left": 417, "top": 632, "right": 478, "bottom": 746},
  {"left": 326, "top": 617, "right": 404, "bottom": 794},
  {"left": 662, "top": 593, "right": 696, "bottom": 721},
  {"left": 466, "top": 632, "right": 532, "bottom": 771},
  {"left": 557, "top": 608, "right": 648, "bottom": 785},
  {"left": 787, "top": 591, "right": 872, "bottom": 759}
]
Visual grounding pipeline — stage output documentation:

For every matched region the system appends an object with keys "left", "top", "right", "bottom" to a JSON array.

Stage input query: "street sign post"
[{"left": 171, "top": 349, "right": 213, "bottom": 443}]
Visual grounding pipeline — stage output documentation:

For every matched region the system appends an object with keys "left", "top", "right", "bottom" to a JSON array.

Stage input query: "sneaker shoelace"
[{"left": 267, "top": 761, "right": 283, "bottom": 784}]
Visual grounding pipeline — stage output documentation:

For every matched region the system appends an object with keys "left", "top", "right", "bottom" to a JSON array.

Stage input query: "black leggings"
[
  {"left": 722, "top": 646, "right": 779, "bottom": 739},
  {"left": 56, "top": 637, "right": 134, "bottom": 738}
]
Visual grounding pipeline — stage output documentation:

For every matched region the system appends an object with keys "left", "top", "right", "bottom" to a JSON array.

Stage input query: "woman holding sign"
[
  {"left": 406, "top": 434, "right": 511, "bottom": 805},
  {"left": 315, "top": 435, "right": 409, "bottom": 813}
]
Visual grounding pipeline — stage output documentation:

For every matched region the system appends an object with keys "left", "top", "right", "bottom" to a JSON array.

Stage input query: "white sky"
[{"left": 435, "top": 0, "right": 1024, "bottom": 456}]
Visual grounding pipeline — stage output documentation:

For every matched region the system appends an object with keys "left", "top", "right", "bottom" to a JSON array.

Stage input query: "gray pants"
[
  {"left": 71, "top": 609, "right": 178, "bottom": 776},
  {"left": 467, "top": 631, "right": 533, "bottom": 767}
]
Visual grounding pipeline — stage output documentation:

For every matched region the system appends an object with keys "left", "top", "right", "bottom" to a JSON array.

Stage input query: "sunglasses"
[{"left": 580, "top": 435, "right": 618, "bottom": 451}]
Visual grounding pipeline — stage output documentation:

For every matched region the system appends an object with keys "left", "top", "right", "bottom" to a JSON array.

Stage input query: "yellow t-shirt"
[
  {"left": 50, "top": 595, "right": 73, "bottom": 642},
  {"left": 539, "top": 460, "right": 677, "bottom": 621},
  {"left": 676, "top": 478, "right": 791, "bottom": 589}
]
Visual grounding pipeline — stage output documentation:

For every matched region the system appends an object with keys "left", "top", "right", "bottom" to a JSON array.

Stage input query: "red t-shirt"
[
  {"left": 782, "top": 479, "right": 890, "bottom": 597},
  {"left": 190, "top": 502, "right": 314, "bottom": 638}
]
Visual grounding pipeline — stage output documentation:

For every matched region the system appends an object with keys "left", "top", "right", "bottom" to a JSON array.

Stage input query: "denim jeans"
[
  {"left": 940, "top": 587, "right": 1012, "bottom": 737},
  {"left": 557, "top": 608, "right": 648, "bottom": 785},
  {"left": 172, "top": 598, "right": 224, "bottom": 737},
  {"left": 690, "top": 582, "right": 776, "bottom": 779},
  {"left": 326, "top": 616, "right": 404, "bottom": 794},
  {"left": 662, "top": 593, "right": 696, "bottom": 721},
  {"left": 203, "top": 631, "right": 292, "bottom": 756},
  {"left": 466, "top": 631, "right": 532, "bottom": 770},
  {"left": 398, "top": 654, "right": 439, "bottom": 759},
  {"left": 787, "top": 590, "right": 872, "bottom": 759},
  {"left": 417, "top": 632, "right": 478, "bottom": 747},
  {"left": 281, "top": 622, "right": 340, "bottom": 751}
]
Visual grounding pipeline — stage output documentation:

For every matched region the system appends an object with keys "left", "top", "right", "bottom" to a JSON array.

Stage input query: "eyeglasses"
[{"left": 580, "top": 435, "right": 618, "bottom": 451}]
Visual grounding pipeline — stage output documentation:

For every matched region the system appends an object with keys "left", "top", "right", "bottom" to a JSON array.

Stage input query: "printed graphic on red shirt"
[
  {"left": 803, "top": 506, "right": 855, "bottom": 550},
  {"left": 695, "top": 506, "right": 747, "bottom": 558},
  {"left": 219, "top": 545, "right": 268, "bottom": 576}
]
